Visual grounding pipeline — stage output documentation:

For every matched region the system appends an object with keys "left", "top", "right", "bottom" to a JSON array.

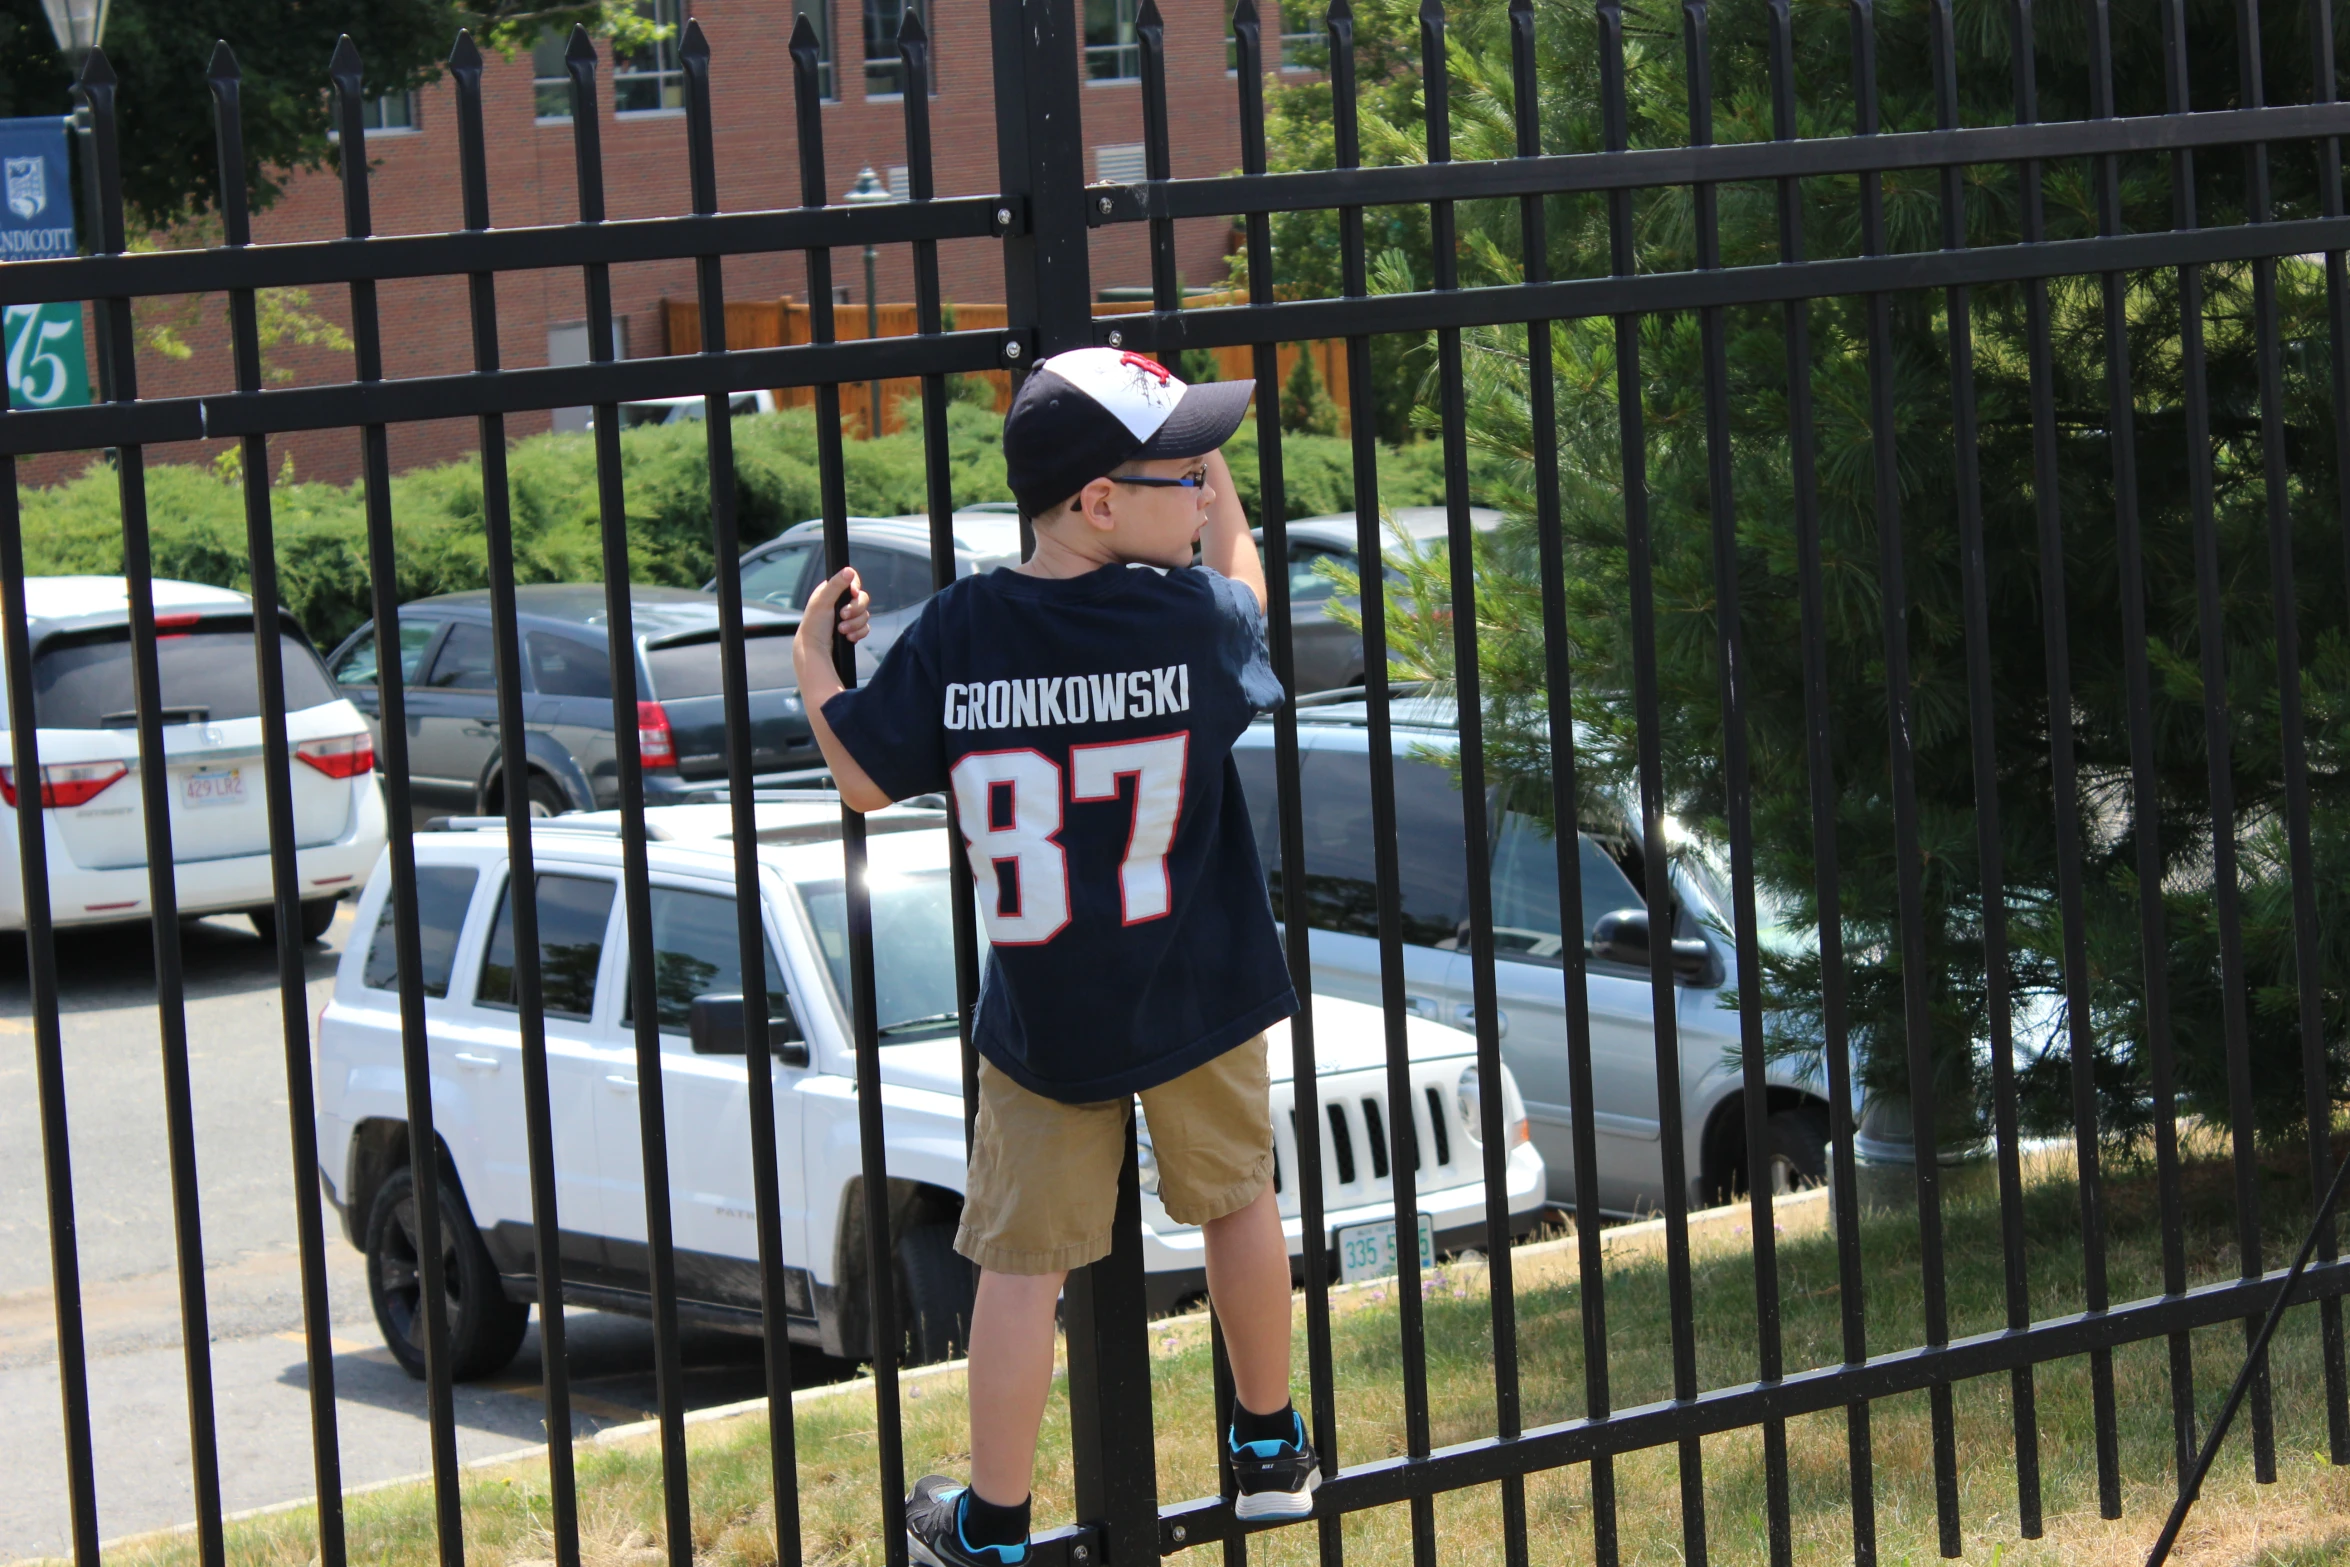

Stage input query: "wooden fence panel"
[{"left": 659, "top": 297, "right": 1345, "bottom": 437}]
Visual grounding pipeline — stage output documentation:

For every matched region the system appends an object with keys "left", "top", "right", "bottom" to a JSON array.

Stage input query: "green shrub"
[{"left": 20, "top": 400, "right": 1447, "bottom": 650}]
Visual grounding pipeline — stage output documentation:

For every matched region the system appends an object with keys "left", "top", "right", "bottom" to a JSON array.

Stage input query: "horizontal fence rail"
[{"left": 7, "top": 0, "right": 2350, "bottom": 1564}]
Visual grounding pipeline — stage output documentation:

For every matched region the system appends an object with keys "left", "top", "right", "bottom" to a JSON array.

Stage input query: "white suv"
[
  {"left": 0, "top": 577, "right": 388, "bottom": 941},
  {"left": 313, "top": 799, "right": 1545, "bottom": 1377}
]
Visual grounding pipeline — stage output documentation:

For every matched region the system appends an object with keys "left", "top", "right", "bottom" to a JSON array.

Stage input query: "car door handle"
[
  {"left": 1404, "top": 995, "right": 1441, "bottom": 1020},
  {"left": 604, "top": 1074, "right": 639, "bottom": 1092},
  {"left": 452, "top": 1052, "right": 501, "bottom": 1072},
  {"left": 1458, "top": 1006, "right": 1509, "bottom": 1039}
]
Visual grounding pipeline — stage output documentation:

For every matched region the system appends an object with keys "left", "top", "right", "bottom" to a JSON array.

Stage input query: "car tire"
[
  {"left": 893, "top": 1221, "right": 976, "bottom": 1367},
  {"left": 1762, "top": 1106, "right": 1830, "bottom": 1195},
  {"left": 365, "top": 1164, "right": 529, "bottom": 1381},
  {"left": 525, "top": 775, "right": 568, "bottom": 819},
  {"left": 250, "top": 896, "right": 340, "bottom": 946}
]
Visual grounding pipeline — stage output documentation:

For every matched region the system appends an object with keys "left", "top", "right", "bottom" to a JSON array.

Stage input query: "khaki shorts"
[{"left": 956, "top": 1035, "right": 1275, "bottom": 1274}]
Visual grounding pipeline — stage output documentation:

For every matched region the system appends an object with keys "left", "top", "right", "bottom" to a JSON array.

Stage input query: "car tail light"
[
  {"left": 0, "top": 760, "right": 130, "bottom": 809},
  {"left": 637, "top": 701, "right": 677, "bottom": 769},
  {"left": 295, "top": 733, "right": 375, "bottom": 779}
]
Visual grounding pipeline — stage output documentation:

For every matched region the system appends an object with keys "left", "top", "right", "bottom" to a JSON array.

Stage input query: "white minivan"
[
  {"left": 0, "top": 577, "right": 388, "bottom": 941},
  {"left": 313, "top": 799, "right": 1546, "bottom": 1377}
]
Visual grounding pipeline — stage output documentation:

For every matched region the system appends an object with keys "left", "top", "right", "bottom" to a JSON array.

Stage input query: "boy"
[{"left": 792, "top": 347, "right": 1318, "bottom": 1567}]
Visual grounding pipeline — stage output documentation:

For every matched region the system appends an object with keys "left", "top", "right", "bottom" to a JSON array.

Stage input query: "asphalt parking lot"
[{"left": 0, "top": 903, "right": 846, "bottom": 1562}]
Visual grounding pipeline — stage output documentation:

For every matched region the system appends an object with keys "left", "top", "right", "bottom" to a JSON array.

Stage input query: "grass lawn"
[{"left": 100, "top": 1142, "right": 2350, "bottom": 1567}]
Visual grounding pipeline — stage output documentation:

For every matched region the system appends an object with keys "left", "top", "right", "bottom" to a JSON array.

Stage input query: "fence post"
[
  {"left": 989, "top": 7, "right": 1156, "bottom": 1563},
  {"left": 991, "top": 0, "right": 1095, "bottom": 355}
]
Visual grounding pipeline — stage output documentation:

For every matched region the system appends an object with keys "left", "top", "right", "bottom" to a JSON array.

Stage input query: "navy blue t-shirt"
[{"left": 822, "top": 561, "right": 1297, "bottom": 1103}]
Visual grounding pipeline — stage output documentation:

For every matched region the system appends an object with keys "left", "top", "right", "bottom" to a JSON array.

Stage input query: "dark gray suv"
[{"left": 323, "top": 586, "right": 815, "bottom": 822}]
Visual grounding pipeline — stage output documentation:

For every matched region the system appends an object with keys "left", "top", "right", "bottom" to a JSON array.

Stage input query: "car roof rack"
[{"left": 421, "top": 814, "right": 654, "bottom": 839}]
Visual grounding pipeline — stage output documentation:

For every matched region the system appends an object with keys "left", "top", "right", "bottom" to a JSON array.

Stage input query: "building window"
[
  {"left": 1085, "top": 0, "right": 1140, "bottom": 81},
  {"left": 863, "top": 0, "right": 934, "bottom": 99},
  {"left": 1094, "top": 143, "right": 1145, "bottom": 185},
  {"left": 797, "top": 0, "right": 836, "bottom": 100},
  {"left": 328, "top": 91, "right": 420, "bottom": 138},
  {"left": 615, "top": 0, "right": 686, "bottom": 115},
  {"left": 547, "top": 318, "right": 630, "bottom": 434},
  {"left": 532, "top": 30, "right": 572, "bottom": 120},
  {"left": 1226, "top": 21, "right": 1323, "bottom": 74}
]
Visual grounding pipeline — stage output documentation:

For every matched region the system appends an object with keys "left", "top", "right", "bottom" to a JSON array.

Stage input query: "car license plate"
[
  {"left": 1335, "top": 1212, "right": 1435, "bottom": 1285},
  {"left": 182, "top": 768, "right": 245, "bottom": 808}
]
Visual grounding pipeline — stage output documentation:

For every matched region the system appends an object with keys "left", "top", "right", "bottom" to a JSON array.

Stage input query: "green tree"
[
  {"left": 1176, "top": 347, "right": 1223, "bottom": 383},
  {"left": 1237, "top": 21, "right": 1435, "bottom": 444},
  {"left": 0, "top": 0, "right": 656, "bottom": 231},
  {"left": 1282, "top": 348, "right": 1341, "bottom": 437},
  {"left": 1266, "top": 0, "right": 2350, "bottom": 1146}
]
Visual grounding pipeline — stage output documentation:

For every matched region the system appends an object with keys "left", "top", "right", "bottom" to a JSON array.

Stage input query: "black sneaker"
[
  {"left": 1229, "top": 1411, "right": 1321, "bottom": 1520},
  {"left": 906, "top": 1475, "right": 1029, "bottom": 1567}
]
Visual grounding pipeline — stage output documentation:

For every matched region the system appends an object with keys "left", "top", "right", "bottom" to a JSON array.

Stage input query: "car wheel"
[
  {"left": 1763, "top": 1107, "right": 1830, "bottom": 1195},
  {"left": 893, "top": 1221, "right": 976, "bottom": 1367},
  {"left": 365, "top": 1164, "right": 529, "bottom": 1381},
  {"left": 525, "top": 775, "right": 568, "bottom": 819},
  {"left": 250, "top": 896, "right": 341, "bottom": 946}
]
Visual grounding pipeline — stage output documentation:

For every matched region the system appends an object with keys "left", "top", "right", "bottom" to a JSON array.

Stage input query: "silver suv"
[{"left": 1230, "top": 697, "right": 1829, "bottom": 1216}]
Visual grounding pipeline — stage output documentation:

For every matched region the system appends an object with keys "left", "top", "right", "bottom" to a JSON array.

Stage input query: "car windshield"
[
  {"left": 794, "top": 868, "right": 962, "bottom": 1040},
  {"left": 34, "top": 627, "right": 338, "bottom": 728},
  {"left": 739, "top": 542, "right": 819, "bottom": 612}
]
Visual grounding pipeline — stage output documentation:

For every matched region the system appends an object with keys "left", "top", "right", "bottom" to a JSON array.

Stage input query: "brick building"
[{"left": 36, "top": 0, "right": 1302, "bottom": 488}]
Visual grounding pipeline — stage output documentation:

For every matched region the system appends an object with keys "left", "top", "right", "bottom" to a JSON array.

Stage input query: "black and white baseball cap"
[{"left": 1003, "top": 347, "right": 1256, "bottom": 519}]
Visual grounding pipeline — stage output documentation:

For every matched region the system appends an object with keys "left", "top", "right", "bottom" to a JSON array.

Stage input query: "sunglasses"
[{"left": 1110, "top": 465, "right": 1211, "bottom": 491}]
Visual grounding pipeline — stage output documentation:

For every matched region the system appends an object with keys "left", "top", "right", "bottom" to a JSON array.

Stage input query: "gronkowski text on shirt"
[{"left": 943, "top": 666, "right": 1191, "bottom": 731}]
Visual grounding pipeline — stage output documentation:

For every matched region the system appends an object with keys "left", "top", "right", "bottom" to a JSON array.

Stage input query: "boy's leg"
[
  {"left": 1147, "top": 1037, "right": 1319, "bottom": 1519},
  {"left": 966, "top": 1267, "right": 1068, "bottom": 1506},
  {"left": 1201, "top": 1181, "right": 1292, "bottom": 1416},
  {"left": 912, "top": 1060, "right": 1124, "bottom": 1561}
]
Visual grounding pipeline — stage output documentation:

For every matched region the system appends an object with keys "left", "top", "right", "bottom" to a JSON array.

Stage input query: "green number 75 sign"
[{"left": 6, "top": 301, "right": 88, "bottom": 409}]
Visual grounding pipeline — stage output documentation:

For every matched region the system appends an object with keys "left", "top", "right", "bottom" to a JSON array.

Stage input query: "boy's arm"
[
  {"left": 791, "top": 567, "right": 894, "bottom": 814},
  {"left": 1197, "top": 448, "right": 1266, "bottom": 611}
]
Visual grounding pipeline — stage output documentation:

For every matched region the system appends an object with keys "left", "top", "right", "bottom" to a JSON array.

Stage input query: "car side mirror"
[
  {"left": 1589, "top": 908, "right": 1716, "bottom": 982},
  {"left": 688, "top": 992, "right": 809, "bottom": 1066}
]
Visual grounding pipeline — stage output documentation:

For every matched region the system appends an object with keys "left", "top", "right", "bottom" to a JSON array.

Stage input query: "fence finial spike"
[
  {"left": 1137, "top": 0, "right": 1163, "bottom": 29},
  {"left": 898, "top": 4, "right": 928, "bottom": 45},
  {"left": 207, "top": 39, "right": 240, "bottom": 85},
  {"left": 448, "top": 29, "right": 482, "bottom": 72},
  {"left": 1326, "top": 0, "right": 1353, "bottom": 26},
  {"left": 328, "top": 34, "right": 363, "bottom": 88},
  {"left": 75, "top": 47, "right": 114, "bottom": 89},
  {"left": 788, "top": 11, "right": 817, "bottom": 52},
  {"left": 1420, "top": 0, "right": 1445, "bottom": 27},
  {"left": 681, "top": 17, "right": 709, "bottom": 60},
  {"left": 1232, "top": 0, "right": 1259, "bottom": 28},
  {"left": 565, "top": 24, "right": 596, "bottom": 64}
]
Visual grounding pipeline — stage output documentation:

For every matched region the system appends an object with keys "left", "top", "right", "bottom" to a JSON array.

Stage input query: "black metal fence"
[{"left": 10, "top": 0, "right": 2350, "bottom": 1562}]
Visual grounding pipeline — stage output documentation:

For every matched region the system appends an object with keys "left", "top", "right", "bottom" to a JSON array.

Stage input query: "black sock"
[
  {"left": 1232, "top": 1398, "right": 1297, "bottom": 1447},
  {"left": 960, "top": 1486, "right": 1031, "bottom": 1549}
]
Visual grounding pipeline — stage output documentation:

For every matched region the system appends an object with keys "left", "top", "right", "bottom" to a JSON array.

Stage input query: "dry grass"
[{"left": 86, "top": 1140, "right": 2350, "bottom": 1567}]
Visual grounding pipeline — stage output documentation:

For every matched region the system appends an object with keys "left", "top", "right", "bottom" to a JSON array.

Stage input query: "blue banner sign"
[
  {"left": 0, "top": 116, "right": 88, "bottom": 410},
  {"left": 0, "top": 116, "right": 75, "bottom": 260}
]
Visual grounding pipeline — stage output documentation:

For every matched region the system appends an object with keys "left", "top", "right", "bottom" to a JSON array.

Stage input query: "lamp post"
[
  {"left": 43, "top": 0, "right": 108, "bottom": 411},
  {"left": 843, "top": 165, "right": 891, "bottom": 437},
  {"left": 40, "top": 0, "right": 109, "bottom": 71}
]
